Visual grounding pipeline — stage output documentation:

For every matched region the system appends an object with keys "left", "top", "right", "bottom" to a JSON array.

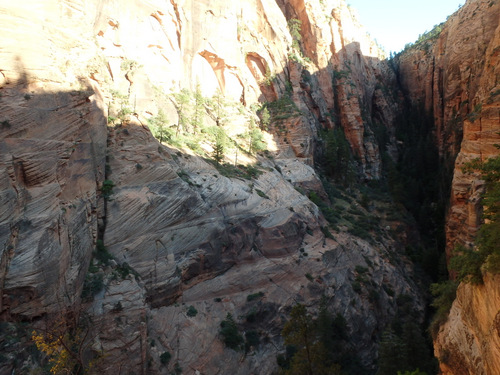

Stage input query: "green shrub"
[
  {"left": 214, "top": 162, "right": 263, "bottom": 180},
  {"left": 101, "top": 179, "right": 114, "bottom": 200},
  {"left": 321, "top": 226, "right": 334, "bottom": 239},
  {"left": 160, "top": 351, "right": 171, "bottom": 365},
  {"left": 355, "top": 265, "right": 368, "bottom": 274},
  {"left": 451, "top": 154, "right": 500, "bottom": 283},
  {"left": 321, "top": 127, "right": 354, "bottom": 185},
  {"left": 245, "top": 330, "right": 260, "bottom": 352},
  {"left": 220, "top": 313, "right": 244, "bottom": 350},
  {"left": 449, "top": 245, "right": 484, "bottom": 284},
  {"left": 308, "top": 191, "right": 341, "bottom": 225},
  {"left": 246, "top": 292, "right": 264, "bottom": 302},
  {"left": 246, "top": 308, "right": 257, "bottom": 323},
  {"left": 255, "top": 189, "right": 269, "bottom": 199},
  {"left": 94, "top": 240, "right": 113, "bottom": 265},
  {"left": 186, "top": 305, "right": 198, "bottom": 317},
  {"left": 81, "top": 272, "right": 104, "bottom": 301},
  {"left": 429, "top": 280, "right": 458, "bottom": 338}
]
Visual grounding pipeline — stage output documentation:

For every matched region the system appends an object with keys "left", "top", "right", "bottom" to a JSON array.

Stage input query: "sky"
[{"left": 347, "top": 0, "right": 464, "bottom": 53}]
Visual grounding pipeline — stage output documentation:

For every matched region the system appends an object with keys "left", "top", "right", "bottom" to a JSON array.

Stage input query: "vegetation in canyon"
[
  {"left": 1, "top": 0, "right": 498, "bottom": 374},
  {"left": 450, "top": 152, "right": 500, "bottom": 283}
]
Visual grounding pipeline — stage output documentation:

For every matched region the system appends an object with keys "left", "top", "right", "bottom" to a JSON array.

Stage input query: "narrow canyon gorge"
[{"left": 0, "top": 0, "right": 498, "bottom": 374}]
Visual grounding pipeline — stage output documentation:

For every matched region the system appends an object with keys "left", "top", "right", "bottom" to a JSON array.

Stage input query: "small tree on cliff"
[
  {"left": 191, "top": 83, "right": 205, "bottom": 134},
  {"left": 259, "top": 106, "right": 271, "bottom": 130},
  {"left": 170, "top": 88, "right": 191, "bottom": 136},
  {"left": 247, "top": 118, "right": 266, "bottom": 154},
  {"left": 288, "top": 19, "right": 302, "bottom": 50},
  {"left": 323, "top": 126, "right": 353, "bottom": 185},
  {"left": 148, "top": 109, "right": 172, "bottom": 143},
  {"left": 209, "top": 125, "right": 228, "bottom": 165},
  {"left": 450, "top": 150, "right": 500, "bottom": 282},
  {"left": 281, "top": 304, "right": 342, "bottom": 375},
  {"left": 31, "top": 308, "right": 102, "bottom": 374},
  {"left": 206, "top": 89, "right": 229, "bottom": 128}
]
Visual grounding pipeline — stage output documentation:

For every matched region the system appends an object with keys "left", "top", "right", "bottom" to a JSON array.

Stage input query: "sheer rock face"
[
  {"left": 0, "top": 0, "right": 108, "bottom": 318},
  {"left": 0, "top": 1, "right": 422, "bottom": 373},
  {"left": 2, "top": 0, "right": 498, "bottom": 374},
  {"left": 88, "top": 0, "right": 394, "bottom": 174},
  {"left": 396, "top": 0, "right": 500, "bottom": 373},
  {"left": 397, "top": 0, "right": 500, "bottom": 257},
  {"left": 434, "top": 274, "right": 500, "bottom": 375}
]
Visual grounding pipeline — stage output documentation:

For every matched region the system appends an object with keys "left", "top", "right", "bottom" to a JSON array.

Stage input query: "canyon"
[{"left": 0, "top": 0, "right": 498, "bottom": 374}]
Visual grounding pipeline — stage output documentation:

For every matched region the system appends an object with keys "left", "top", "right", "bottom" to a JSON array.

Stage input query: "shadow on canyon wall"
[{"left": 0, "top": 46, "right": 444, "bottom": 374}]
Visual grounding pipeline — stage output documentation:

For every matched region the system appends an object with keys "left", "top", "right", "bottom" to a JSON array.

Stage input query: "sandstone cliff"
[
  {"left": 0, "top": 1, "right": 424, "bottom": 374},
  {"left": 397, "top": 0, "right": 500, "bottom": 256},
  {"left": 396, "top": 0, "right": 500, "bottom": 373},
  {"left": 434, "top": 274, "right": 500, "bottom": 375},
  {"left": 0, "top": 0, "right": 498, "bottom": 374}
]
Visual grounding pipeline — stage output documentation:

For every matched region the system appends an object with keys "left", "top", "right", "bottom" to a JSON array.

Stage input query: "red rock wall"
[{"left": 397, "top": 1, "right": 500, "bottom": 373}]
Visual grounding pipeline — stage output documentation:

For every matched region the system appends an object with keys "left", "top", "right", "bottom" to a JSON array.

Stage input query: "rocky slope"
[
  {"left": 0, "top": 1, "right": 424, "bottom": 373},
  {"left": 396, "top": 0, "right": 500, "bottom": 373},
  {"left": 0, "top": 0, "right": 498, "bottom": 374}
]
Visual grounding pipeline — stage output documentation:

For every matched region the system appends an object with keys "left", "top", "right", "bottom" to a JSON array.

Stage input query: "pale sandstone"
[{"left": 1, "top": 0, "right": 496, "bottom": 374}]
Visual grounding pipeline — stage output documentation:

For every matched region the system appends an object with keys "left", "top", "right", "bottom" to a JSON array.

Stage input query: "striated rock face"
[
  {"left": 0, "top": 14, "right": 108, "bottom": 319},
  {"left": 434, "top": 274, "right": 500, "bottom": 375},
  {"left": 396, "top": 0, "right": 500, "bottom": 373},
  {"left": 397, "top": 0, "right": 500, "bottom": 257},
  {"left": 0, "top": 1, "right": 423, "bottom": 374},
  {"left": 1, "top": 0, "right": 497, "bottom": 374}
]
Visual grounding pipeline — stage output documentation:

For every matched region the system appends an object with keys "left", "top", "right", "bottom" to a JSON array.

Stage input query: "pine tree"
[
  {"left": 171, "top": 88, "right": 191, "bottom": 136},
  {"left": 281, "top": 304, "right": 342, "bottom": 375},
  {"left": 207, "top": 89, "right": 228, "bottom": 128},
  {"left": 191, "top": 83, "right": 205, "bottom": 134},
  {"left": 377, "top": 329, "right": 407, "bottom": 375},
  {"left": 260, "top": 106, "right": 271, "bottom": 130},
  {"left": 210, "top": 126, "right": 227, "bottom": 165},
  {"left": 248, "top": 118, "right": 266, "bottom": 154},
  {"left": 324, "top": 126, "right": 353, "bottom": 185}
]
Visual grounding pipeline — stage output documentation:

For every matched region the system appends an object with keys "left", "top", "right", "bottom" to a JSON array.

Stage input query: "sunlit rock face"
[
  {"left": 87, "top": 0, "right": 394, "bottom": 175},
  {"left": 0, "top": 0, "right": 498, "bottom": 373},
  {"left": 434, "top": 274, "right": 500, "bottom": 375},
  {"left": 0, "top": 0, "right": 108, "bottom": 319},
  {"left": 397, "top": 0, "right": 500, "bottom": 258},
  {"left": 0, "top": 1, "right": 421, "bottom": 373},
  {"left": 395, "top": 0, "right": 500, "bottom": 373}
]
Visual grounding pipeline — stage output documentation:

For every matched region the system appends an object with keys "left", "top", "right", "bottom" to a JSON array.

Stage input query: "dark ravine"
[{"left": 0, "top": 0, "right": 498, "bottom": 374}]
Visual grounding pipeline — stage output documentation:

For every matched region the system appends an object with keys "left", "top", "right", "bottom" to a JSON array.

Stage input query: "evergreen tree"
[
  {"left": 191, "top": 83, "right": 205, "bottom": 134},
  {"left": 219, "top": 313, "right": 243, "bottom": 350},
  {"left": 450, "top": 151, "right": 500, "bottom": 281},
  {"left": 171, "top": 88, "right": 191, "bottom": 136},
  {"left": 281, "top": 304, "right": 342, "bottom": 375},
  {"left": 207, "top": 89, "right": 228, "bottom": 127},
  {"left": 248, "top": 118, "right": 266, "bottom": 154},
  {"left": 147, "top": 109, "right": 172, "bottom": 143},
  {"left": 209, "top": 126, "right": 228, "bottom": 165},
  {"left": 377, "top": 329, "right": 407, "bottom": 375},
  {"left": 288, "top": 19, "right": 302, "bottom": 50},
  {"left": 323, "top": 126, "right": 353, "bottom": 185},
  {"left": 260, "top": 106, "right": 271, "bottom": 130}
]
